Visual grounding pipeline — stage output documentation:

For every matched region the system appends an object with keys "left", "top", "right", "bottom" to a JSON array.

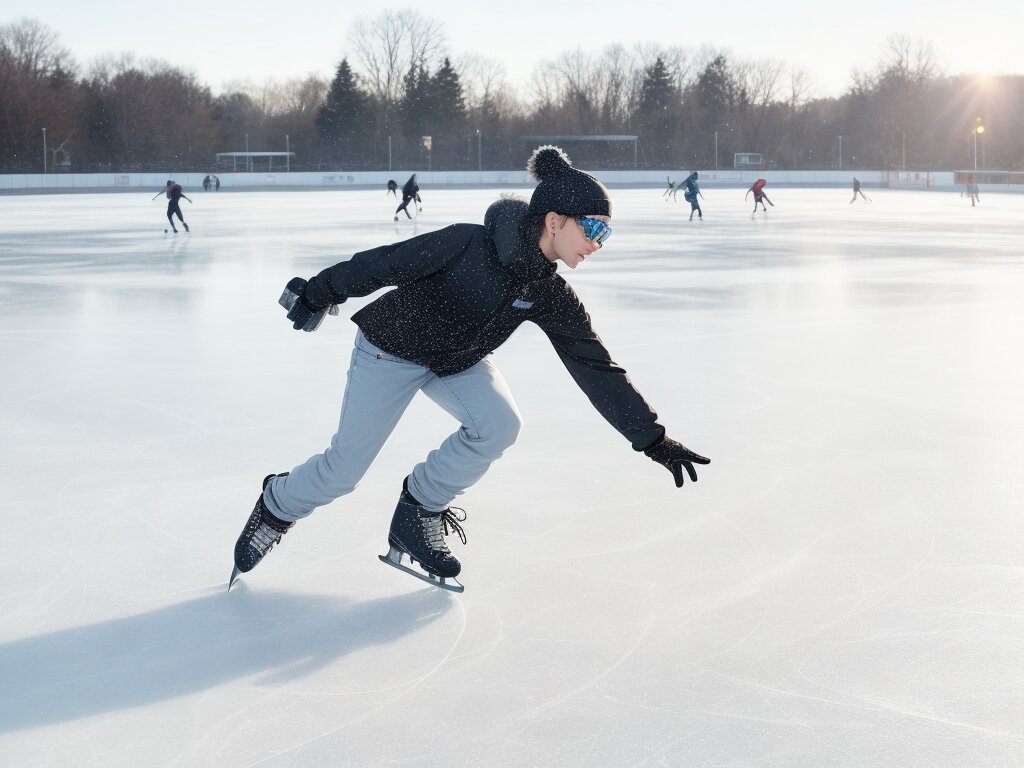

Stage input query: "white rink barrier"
[{"left": 0, "top": 169, "right": 982, "bottom": 193}]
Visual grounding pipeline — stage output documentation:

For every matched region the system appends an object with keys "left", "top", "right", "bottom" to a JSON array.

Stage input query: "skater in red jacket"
[{"left": 745, "top": 178, "right": 774, "bottom": 213}]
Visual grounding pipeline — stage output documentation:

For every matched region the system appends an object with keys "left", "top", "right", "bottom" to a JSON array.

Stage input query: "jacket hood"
[{"left": 484, "top": 197, "right": 538, "bottom": 268}]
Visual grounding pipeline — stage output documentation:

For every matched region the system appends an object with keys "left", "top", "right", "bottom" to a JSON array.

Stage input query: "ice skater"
[
  {"left": 745, "top": 178, "right": 774, "bottom": 213},
  {"left": 663, "top": 176, "right": 679, "bottom": 201},
  {"left": 230, "top": 145, "right": 710, "bottom": 593},
  {"left": 683, "top": 171, "right": 703, "bottom": 220},
  {"left": 152, "top": 180, "right": 191, "bottom": 232},
  {"left": 387, "top": 179, "right": 398, "bottom": 197},
  {"left": 850, "top": 177, "right": 870, "bottom": 203},
  {"left": 393, "top": 174, "right": 422, "bottom": 221},
  {"left": 964, "top": 175, "right": 980, "bottom": 207}
]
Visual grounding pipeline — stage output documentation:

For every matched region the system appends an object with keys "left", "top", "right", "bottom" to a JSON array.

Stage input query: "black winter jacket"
[{"left": 302, "top": 198, "right": 665, "bottom": 451}]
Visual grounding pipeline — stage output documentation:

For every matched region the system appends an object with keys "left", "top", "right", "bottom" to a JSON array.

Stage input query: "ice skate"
[
  {"left": 183, "top": 222, "right": 190, "bottom": 232},
  {"left": 229, "top": 473, "right": 293, "bottom": 590},
  {"left": 378, "top": 478, "right": 466, "bottom": 593}
]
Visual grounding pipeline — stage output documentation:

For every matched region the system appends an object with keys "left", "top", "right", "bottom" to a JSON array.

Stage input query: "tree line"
[{"left": 2, "top": 13, "right": 1021, "bottom": 174}]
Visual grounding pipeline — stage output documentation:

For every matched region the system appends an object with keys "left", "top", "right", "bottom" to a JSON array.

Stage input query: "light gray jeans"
[{"left": 263, "top": 330, "right": 522, "bottom": 521}]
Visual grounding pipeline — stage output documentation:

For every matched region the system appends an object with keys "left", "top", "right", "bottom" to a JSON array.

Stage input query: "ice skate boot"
[
  {"left": 183, "top": 222, "right": 190, "bottom": 232},
  {"left": 229, "top": 473, "right": 292, "bottom": 590},
  {"left": 379, "top": 479, "right": 467, "bottom": 592}
]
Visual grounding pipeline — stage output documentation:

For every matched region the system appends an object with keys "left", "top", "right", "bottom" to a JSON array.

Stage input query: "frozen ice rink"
[{"left": 1, "top": 186, "right": 1022, "bottom": 767}]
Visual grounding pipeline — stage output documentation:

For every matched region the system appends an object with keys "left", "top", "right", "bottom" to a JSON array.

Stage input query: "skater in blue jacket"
[{"left": 683, "top": 171, "right": 703, "bottom": 220}]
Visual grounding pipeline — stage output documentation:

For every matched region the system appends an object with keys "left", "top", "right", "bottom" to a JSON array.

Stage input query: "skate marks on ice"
[{"left": 0, "top": 588, "right": 455, "bottom": 733}]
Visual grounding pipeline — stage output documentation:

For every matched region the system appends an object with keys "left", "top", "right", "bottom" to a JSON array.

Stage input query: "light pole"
[
  {"left": 388, "top": 135, "right": 392, "bottom": 171},
  {"left": 838, "top": 135, "right": 842, "bottom": 170},
  {"left": 286, "top": 134, "right": 290, "bottom": 172},
  {"left": 897, "top": 127, "right": 905, "bottom": 170},
  {"left": 245, "top": 133, "right": 249, "bottom": 172},
  {"left": 42, "top": 127, "right": 47, "bottom": 173},
  {"left": 973, "top": 117, "right": 985, "bottom": 171},
  {"left": 476, "top": 129, "right": 481, "bottom": 171}
]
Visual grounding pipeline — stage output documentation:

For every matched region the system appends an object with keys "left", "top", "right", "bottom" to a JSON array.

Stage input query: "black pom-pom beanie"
[{"left": 527, "top": 145, "right": 611, "bottom": 218}]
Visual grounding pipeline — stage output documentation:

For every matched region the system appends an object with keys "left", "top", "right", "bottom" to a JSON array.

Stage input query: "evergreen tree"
[
  {"left": 397, "top": 62, "right": 431, "bottom": 165},
  {"left": 636, "top": 57, "right": 677, "bottom": 164},
  {"left": 316, "top": 58, "right": 370, "bottom": 166},
  {"left": 426, "top": 57, "right": 467, "bottom": 167},
  {"left": 692, "top": 55, "right": 739, "bottom": 165}
]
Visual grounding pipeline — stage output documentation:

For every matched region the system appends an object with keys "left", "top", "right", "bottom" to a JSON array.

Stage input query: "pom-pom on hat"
[{"left": 527, "top": 145, "right": 611, "bottom": 218}]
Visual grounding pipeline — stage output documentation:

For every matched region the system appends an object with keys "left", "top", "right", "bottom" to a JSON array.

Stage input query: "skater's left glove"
[
  {"left": 643, "top": 436, "right": 710, "bottom": 488},
  {"left": 279, "top": 277, "right": 340, "bottom": 332}
]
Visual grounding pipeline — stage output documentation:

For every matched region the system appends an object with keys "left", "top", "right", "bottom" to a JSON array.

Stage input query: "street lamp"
[
  {"left": 838, "top": 135, "right": 842, "bottom": 170},
  {"left": 42, "top": 127, "right": 47, "bottom": 173},
  {"left": 476, "top": 129, "right": 481, "bottom": 171},
  {"left": 973, "top": 117, "right": 985, "bottom": 171},
  {"left": 714, "top": 130, "right": 718, "bottom": 170},
  {"left": 388, "top": 135, "right": 392, "bottom": 171},
  {"left": 286, "top": 134, "right": 290, "bottom": 173}
]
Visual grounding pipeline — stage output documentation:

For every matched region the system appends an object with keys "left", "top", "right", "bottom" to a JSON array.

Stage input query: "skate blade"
[
  {"left": 378, "top": 547, "right": 464, "bottom": 593},
  {"left": 228, "top": 565, "right": 241, "bottom": 591}
]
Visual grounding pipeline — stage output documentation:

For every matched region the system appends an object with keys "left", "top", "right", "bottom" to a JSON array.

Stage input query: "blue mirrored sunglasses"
[{"left": 576, "top": 217, "right": 612, "bottom": 245}]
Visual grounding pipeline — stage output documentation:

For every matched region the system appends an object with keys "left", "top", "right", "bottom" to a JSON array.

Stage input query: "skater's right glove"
[
  {"left": 643, "top": 436, "right": 710, "bottom": 488},
  {"left": 279, "top": 277, "right": 340, "bottom": 332}
]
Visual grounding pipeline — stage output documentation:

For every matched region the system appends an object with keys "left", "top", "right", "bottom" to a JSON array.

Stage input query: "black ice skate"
[
  {"left": 183, "top": 222, "right": 190, "bottom": 232},
  {"left": 378, "top": 479, "right": 467, "bottom": 593},
  {"left": 228, "top": 473, "right": 292, "bottom": 590}
]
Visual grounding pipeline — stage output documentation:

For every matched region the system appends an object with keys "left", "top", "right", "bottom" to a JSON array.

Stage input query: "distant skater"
[
  {"left": 964, "top": 175, "right": 980, "bottom": 207},
  {"left": 850, "top": 177, "right": 870, "bottom": 203},
  {"left": 387, "top": 179, "right": 398, "bottom": 197},
  {"left": 745, "top": 178, "right": 774, "bottom": 212},
  {"left": 683, "top": 171, "right": 703, "bottom": 221},
  {"left": 152, "top": 180, "right": 191, "bottom": 232},
  {"left": 663, "top": 177, "right": 678, "bottom": 201},
  {"left": 394, "top": 174, "right": 422, "bottom": 221}
]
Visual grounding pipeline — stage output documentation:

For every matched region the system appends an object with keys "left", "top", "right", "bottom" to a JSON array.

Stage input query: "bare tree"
[
  {"left": 880, "top": 33, "right": 944, "bottom": 84},
  {"left": 786, "top": 65, "right": 813, "bottom": 109},
  {"left": 736, "top": 57, "right": 786, "bottom": 146},
  {"left": 284, "top": 74, "right": 328, "bottom": 116},
  {"left": 347, "top": 9, "right": 446, "bottom": 105},
  {"left": 455, "top": 52, "right": 509, "bottom": 113},
  {"left": 0, "top": 18, "right": 79, "bottom": 171},
  {"left": 528, "top": 45, "right": 637, "bottom": 132}
]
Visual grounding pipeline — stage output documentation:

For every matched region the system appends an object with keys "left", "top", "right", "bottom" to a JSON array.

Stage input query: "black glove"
[
  {"left": 643, "top": 436, "right": 710, "bottom": 488},
  {"left": 278, "top": 277, "right": 340, "bottom": 332}
]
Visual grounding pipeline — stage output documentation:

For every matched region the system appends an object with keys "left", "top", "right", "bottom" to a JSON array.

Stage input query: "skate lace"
[
  {"left": 424, "top": 507, "right": 467, "bottom": 550},
  {"left": 251, "top": 522, "right": 283, "bottom": 554}
]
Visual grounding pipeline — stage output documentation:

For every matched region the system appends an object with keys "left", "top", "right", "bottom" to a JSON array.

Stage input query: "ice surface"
[{"left": 1, "top": 187, "right": 1022, "bottom": 767}]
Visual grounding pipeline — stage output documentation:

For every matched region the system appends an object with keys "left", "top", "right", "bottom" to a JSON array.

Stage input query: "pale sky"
[{"left": 5, "top": 0, "right": 1021, "bottom": 99}]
